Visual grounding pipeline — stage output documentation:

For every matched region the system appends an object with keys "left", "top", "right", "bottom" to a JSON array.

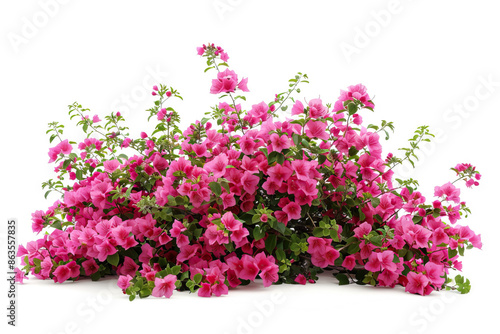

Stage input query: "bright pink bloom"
[
  {"left": 241, "top": 172, "right": 260, "bottom": 194},
  {"left": 205, "top": 154, "right": 228, "bottom": 179},
  {"left": 259, "top": 264, "right": 279, "bottom": 287},
  {"left": 424, "top": 262, "right": 445, "bottom": 287},
  {"left": 103, "top": 160, "right": 120, "bottom": 173},
  {"left": 152, "top": 275, "right": 177, "bottom": 298},
  {"left": 295, "top": 274, "right": 307, "bottom": 285},
  {"left": 82, "top": 258, "right": 98, "bottom": 276},
  {"left": 342, "top": 255, "right": 357, "bottom": 271},
  {"left": 405, "top": 272, "right": 430, "bottom": 295},
  {"left": 291, "top": 100, "right": 304, "bottom": 116},
  {"left": 434, "top": 182, "right": 461, "bottom": 203},
  {"left": 283, "top": 202, "right": 302, "bottom": 221},
  {"left": 305, "top": 120, "right": 329, "bottom": 140},
  {"left": 308, "top": 98, "right": 328, "bottom": 119},
  {"left": 198, "top": 283, "right": 212, "bottom": 297},
  {"left": 238, "top": 77, "right": 250, "bottom": 92},
  {"left": 267, "top": 164, "right": 293, "bottom": 183},
  {"left": 117, "top": 275, "right": 133, "bottom": 290},
  {"left": 14, "top": 268, "right": 28, "bottom": 284},
  {"left": 269, "top": 133, "right": 292, "bottom": 152},
  {"left": 210, "top": 69, "right": 240, "bottom": 94},
  {"left": 120, "top": 256, "right": 139, "bottom": 277}
]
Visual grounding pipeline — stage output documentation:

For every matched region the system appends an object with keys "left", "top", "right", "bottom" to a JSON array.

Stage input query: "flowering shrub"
[{"left": 16, "top": 43, "right": 482, "bottom": 299}]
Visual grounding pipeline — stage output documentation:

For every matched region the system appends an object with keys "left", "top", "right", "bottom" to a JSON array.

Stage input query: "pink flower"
[
  {"left": 434, "top": 182, "right": 461, "bottom": 203},
  {"left": 294, "top": 274, "right": 307, "bottom": 285},
  {"left": 48, "top": 140, "right": 73, "bottom": 163},
  {"left": 14, "top": 268, "right": 28, "bottom": 284},
  {"left": 82, "top": 258, "right": 99, "bottom": 276},
  {"left": 283, "top": 202, "right": 302, "bottom": 221},
  {"left": 220, "top": 51, "right": 229, "bottom": 62},
  {"left": 308, "top": 98, "right": 327, "bottom": 119},
  {"left": 53, "top": 261, "right": 79, "bottom": 283},
  {"left": 365, "top": 253, "right": 381, "bottom": 272},
  {"left": 157, "top": 108, "right": 167, "bottom": 120},
  {"left": 305, "top": 120, "right": 329, "bottom": 140},
  {"left": 259, "top": 264, "right": 279, "bottom": 287},
  {"left": 103, "top": 160, "right": 120, "bottom": 173},
  {"left": 424, "top": 262, "right": 445, "bottom": 287},
  {"left": 405, "top": 272, "right": 430, "bottom": 295},
  {"left": 241, "top": 171, "right": 260, "bottom": 194},
  {"left": 117, "top": 275, "right": 133, "bottom": 290},
  {"left": 267, "top": 164, "right": 293, "bottom": 183},
  {"left": 120, "top": 256, "right": 139, "bottom": 277},
  {"left": 92, "top": 115, "right": 101, "bottom": 123},
  {"left": 291, "top": 100, "right": 304, "bottom": 116},
  {"left": 238, "top": 77, "right": 250, "bottom": 92},
  {"left": 337, "top": 84, "right": 374, "bottom": 108},
  {"left": 151, "top": 275, "right": 177, "bottom": 298},
  {"left": 153, "top": 154, "right": 168, "bottom": 172},
  {"left": 121, "top": 138, "right": 132, "bottom": 148},
  {"left": 342, "top": 255, "right": 357, "bottom": 271},
  {"left": 198, "top": 283, "right": 212, "bottom": 297},
  {"left": 269, "top": 133, "right": 292, "bottom": 153},
  {"left": 177, "top": 244, "right": 200, "bottom": 262},
  {"left": 307, "top": 237, "right": 328, "bottom": 254},
  {"left": 205, "top": 153, "right": 228, "bottom": 179},
  {"left": 210, "top": 69, "right": 240, "bottom": 94}
]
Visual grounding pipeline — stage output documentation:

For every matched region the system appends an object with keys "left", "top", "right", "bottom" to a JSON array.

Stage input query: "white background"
[{"left": 1, "top": 0, "right": 499, "bottom": 333}]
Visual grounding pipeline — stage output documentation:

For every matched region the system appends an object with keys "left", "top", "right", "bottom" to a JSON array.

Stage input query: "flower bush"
[{"left": 16, "top": 43, "right": 482, "bottom": 299}]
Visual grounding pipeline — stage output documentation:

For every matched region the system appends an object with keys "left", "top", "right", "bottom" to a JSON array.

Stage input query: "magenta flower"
[
  {"left": 82, "top": 258, "right": 99, "bottom": 276},
  {"left": 151, "top": 275, "right": 177, "bottom": 298},
  {"left": 48, "top": 139, "right": 73, "bottom": 163},
  {"left": 117, "top": 275, "right": 133, "bottom": 290},
  {"left": 103, "top": 160, "right": 120, "bottom": 173},
  {"left": 434, "top": 182, "right": 461, "bottom": 203},
  {"left": 269, "top": 133, "right": 292, "bottom": 153},
  {"left": 305, "top": 120, "right": 329, "bottom": 140},
  {"left": 14, "top": 268, "right": 28, "bottom": 284},
  {"left": 283, "top": 202, "right": 302, "bottom": 221},
  {"left": 405, "top": 272, "right": 430, "bottom": 295},
  {"left": 291, "top": 100, "right": 304, "bottom": 116},
  {"left": 342, "top": 255, "right": 357, "bottom": 271},
  {"left": 210, "top": 69, "right": 248, "bottom": 94},
  {"left": 294, "top": 274, "right": 307, "bottom": 285},
  {"left": 259, "top": 264, "right": 279, "bottom": 287},
  {"left": 308, "top": 98, "right": 327, "bottom": 119},
  {"left": 424, "top": 262, "right": 445, "bottom": 287}
]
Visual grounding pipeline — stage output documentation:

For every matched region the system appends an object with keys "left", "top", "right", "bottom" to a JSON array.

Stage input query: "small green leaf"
[
  {"left": 336, "top": 273, "right": 350, "bottom": 285},
  {"left": 107, "top": 253, "right": 120, "bottom": 266},
  {"left": 209, "top": 182, "right": 222, "bottom": 197},
  {"left": 193, "top": 273, "right": 203, "bottom": 284}
]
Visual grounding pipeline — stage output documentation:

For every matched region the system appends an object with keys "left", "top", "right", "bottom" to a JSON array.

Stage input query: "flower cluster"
[{"left": 17, "top": 44, "right": 481, "bottom": 299}]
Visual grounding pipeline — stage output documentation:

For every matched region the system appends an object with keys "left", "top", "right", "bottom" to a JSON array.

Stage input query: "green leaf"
[
  {"left": 265, "top": 234, "right": 277, "bottom": 254},
  {"left": 209, "top": 182, "right": 222, "bottom": 197},
  {"left": 193, "top": 273, "right": 202, "bottom": 284},
  {"left": 313, "top": 227, "right": 324, "bottom": 238},
  {"left": 347, "top": 103, "right": 357, "bottom": 115},
  {"left": 370, "top": 235, "right": 383, "bottom": 247},
  {"left": 107, "top": 253, "right": 120, "bottom": 266},
  {"left": 253, "top": 226, "right": 266, "bottom": 241},
  {"left": 371, "top": 197, "right": 380, "bottom": 208},
  {"left": 336, "top": 273, "right": 350, "bottom": 285}
]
